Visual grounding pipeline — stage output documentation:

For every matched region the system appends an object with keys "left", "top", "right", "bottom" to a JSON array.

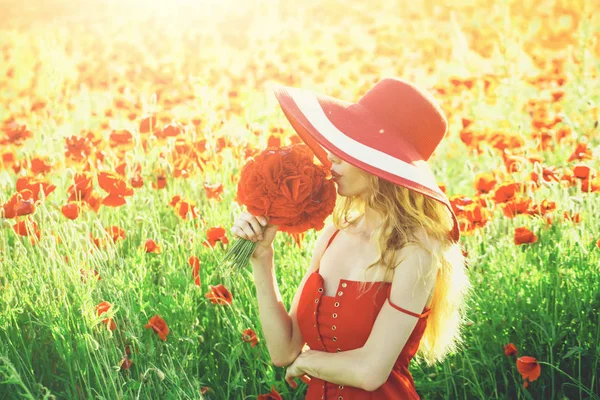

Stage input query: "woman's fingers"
[
  {"left": 231, "top": 213, "right": 267, "bottom": 242},
  {"left": 242, "top": 213, "right": 264, "bottom": 240}
]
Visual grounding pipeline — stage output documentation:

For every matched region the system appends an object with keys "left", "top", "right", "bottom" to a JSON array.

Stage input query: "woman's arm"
[{"left": 250, "top": 252, "right": 294, "bottom": 367}]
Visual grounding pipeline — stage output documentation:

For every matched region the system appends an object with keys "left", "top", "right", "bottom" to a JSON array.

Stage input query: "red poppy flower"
[
  {"left": 203, "top": 226, "right": 229, "bottom": 248},
  {"left": 188, "top": 255, "right": 201, "bottom": 286},
  {"left": 572, "top": 164, "right": 593, "bottom": 180},
  {"left": 205, "top": 284, "right": 233, "bottom": 305},
  {"left": 119, "top": 355, "right": 133, "bottom": 371},
  {"left": 474, "top": 172, "right": 497, "bottom": 194},
  {"left": 242, "top": 328, "right": 259, "bottom": 348},
  {"left": 13, "top": 219, "right": 40, "bottom": 239},
  {"left": 2, "top": 189, "right": 35, "bottom": 218},
  {"left": 16, "top": 177, "right": 56, "bottom": 200},
  {"left": 144, "top": 239, "right": 161, "bottom": 254},
  {"left": 516, "top": 356, "right": 541, "bottom": 387},
  {"left": 106, "top": 226, "right": 126, "bottom": 242},
  {"left": 95, "top": 301, "right": 117, "bottom": 331},
  {"left": 176, "top": 200, "right": 199, "bottom": 220},
  {"left": 514, "top": 227, "right": 537, "bottom": 245},
  {"left": 563, "top": 211, "right": 581, "bottom": 223},
  {"left": 62, "top": 203, "right": 80, "bottom": 220},
  {"left": 257, "top": 386, "right": 282, "bottom": 400},
  {"left": 503, "top": 343, "right": 518, "bottom": 356},
  {"left": 67, "top": 172, "right": 94, "bottom": 203},
  {"left": 204, "top": 182, "right": 224, "bottom": 201},
  {"left": 493, "top": 182, "right": 521, "bottom": 204},
  {"left": 145, "top": 314, "right": 170, "bottom": 341}
]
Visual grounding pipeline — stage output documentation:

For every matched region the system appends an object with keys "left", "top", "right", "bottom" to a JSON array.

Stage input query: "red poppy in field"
[
  {"left": 67, "top": 172, "right": 94, "bottom": 203},
  {"left": 169, "top": 195, "right": 182, "bottom": 207},
  {"left": 562, "top": 211, "right": 581, "bottom": 223},
  {"left": 474, "top": 172, "right": 497, "bottom": 194},
  {"left": 144, "top": 239, "right": 161, "bottom": 253},
  {"left": 449, "top": 195, "right": 474, "bottom": 214},
  {"left": 1, "top": 123, "right": 34, "bottom": 145},
  {"left": 580, "top": 177, "right": 600, "bottom": 193},
  {"left": 514, "top": 227, "right": 537, "bottom": 245},
  {"left": 528, "top": 199, "right": 557, "bottom": 216},
  {"left": 130, "top": 174, "right": 144, "bottom": 188},
  {"left": 493, "top": 182, "right": 521, "bottom": 203},
  {"left": 65, "top": 134, "right": 94, "bottom": 162},
  {"left": 242, "top": 328, "right": 259, "bottom": 348},
  {"left": 109, "top": 129, "right": 134, "bottom": 148},
  {"left": 516, "top": 356, "right": 541, "bottom": 388},
  {"left": 504, "top": 343, "right": 518, "bottom": 356},
  {"left": 95, "top": 301, "right": 117, "bottom": 331},
  {"left": 200, "top": 387, "right": 212, "bottom": 395},
  {"left": 61, "top": 203, "right": 80, "bottom": 220},
  {"left": 152, "top": 173, "right": 167, "bottom": 189},
  {"left": 203, "top": 226, "right": 229, "bottom": 248},
  {"left": 98, "top": 171, "right": 134, "bottom": 206},
  {"left": 16, "top": 176, "right": 56, "bottom": 201},
  {"left": 188, "top": 255, "right": 201, "bottom": 286},
  {"left": 106, "top": 226, "right": 126, "bottom": 242},
  {"left": 145, "top": 314, "right": 170, "bottom": 341},
  {"left": 596, "top": 238, "right": 600, "bottom": 248},
  {"left": 156, "top": 121, "right": 184, "bottom": 139},
  {"left": 502, "top": 197, "right": 532, "bottom": 218},
  {"left": 567, "top": 142, "right": 593, "bottom": 162},
  {"left": 2, "top": 189, "right": 35, "bottom": 218},
  {"left": 205, "top": 284, "right": 233, "bottom": 305},
  {"left": 30, "top": 157, "right": 52, "bottom": 174},
  {"left": 572, "top": 163, "right": 593, "bottom": 180},
  {"left": 257, "top": 386, "right": 283, "bottom": 400},
  {"left": 140, "top": 114, "right": 157, "bottom": 133},
  {"left": 176, "top": 200, "right": 199, "bottom": 220},
  {"left": 12, "top": 219, "right": 41, "bottom": 239},
  {"left": 119, "top": 355, "right": 133, "bottom": 371},
  {"left": 204, "top": 182, "right": 224, "bottom": 201}
]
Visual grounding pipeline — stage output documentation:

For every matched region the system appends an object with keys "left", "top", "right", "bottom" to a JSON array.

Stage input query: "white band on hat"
[{"left": 288, "top": 88, "right": 443, "bottom": 195}]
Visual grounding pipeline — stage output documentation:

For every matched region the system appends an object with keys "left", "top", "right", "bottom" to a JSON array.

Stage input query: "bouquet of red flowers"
[{"left": 220, "top": 144, "right": 337, "bottom": 271}]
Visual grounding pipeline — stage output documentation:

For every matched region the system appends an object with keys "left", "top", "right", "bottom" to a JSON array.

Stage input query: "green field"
[{"left": 1, "top": 0, "right": 599, "bottom": 398}]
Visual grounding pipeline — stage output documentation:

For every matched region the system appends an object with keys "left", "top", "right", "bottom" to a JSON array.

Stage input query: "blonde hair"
[{"left": 331, "top": 170, "right": 473, "bottom": 366}]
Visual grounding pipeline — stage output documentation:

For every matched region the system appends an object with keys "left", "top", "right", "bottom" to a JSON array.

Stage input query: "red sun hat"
[{"left": 272, "top": 77, "right": 460, "bottom": 243}]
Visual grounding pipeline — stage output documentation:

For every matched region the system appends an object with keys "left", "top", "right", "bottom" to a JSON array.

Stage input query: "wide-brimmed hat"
[{"left": 273, "top": 77, "right": 460, "bottom": 243}]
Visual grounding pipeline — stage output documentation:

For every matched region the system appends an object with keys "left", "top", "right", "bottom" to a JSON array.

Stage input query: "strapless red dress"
[{"left": 297, "top": 229, "right": 431, "bottom": 399}]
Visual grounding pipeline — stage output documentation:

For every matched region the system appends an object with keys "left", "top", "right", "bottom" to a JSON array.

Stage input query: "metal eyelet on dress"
[
  {"left": 339, "top": 385, "right": 344, "bottom": 389},
  {"left": 341, "top": 282, "right": 347, "bottom": 288},
  {"left": 318, "top": 288, "right": 323, "bottom": 292},
  {"left": 336, "top": 348, "right": 341, "bottom": 352},
  {"left": 315, "top": 299, "right": 319, "bottom": 303},
  {"left": 334, "top": 302, "right": 340, "bottom": 307},
  {"left": 338, "top": 396, "right": 343, "bottom": 400},
  {"left": 332, "top": 325, "right": 336, "bottom": 330},
  {"left": 332, "top": 313, "right": 337, "bottom": 318},
  {"left": 333, "top": 337, "right": 337, "bottom": 341},
  {"left": 337, "top": 291, "right": 343, "bottom": 296}
]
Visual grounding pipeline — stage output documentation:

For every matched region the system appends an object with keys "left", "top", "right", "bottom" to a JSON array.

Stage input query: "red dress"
[{"left": 297, "top": 229, "right": 431, "bottom": 399}]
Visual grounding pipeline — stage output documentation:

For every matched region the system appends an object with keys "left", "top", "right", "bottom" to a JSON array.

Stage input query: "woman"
[{"left": 231, "top": 78, "right": 472, "bottom": 399}]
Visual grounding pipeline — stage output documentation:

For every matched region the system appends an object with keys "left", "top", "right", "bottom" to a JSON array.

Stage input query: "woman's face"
[{"left": 325, "top": 149, "right": 370, "bottom": 200}]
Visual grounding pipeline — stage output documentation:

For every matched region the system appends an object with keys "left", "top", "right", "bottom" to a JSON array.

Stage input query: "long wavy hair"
[{"left": 331, "top": 170, "right": 473, "bottom": 366}]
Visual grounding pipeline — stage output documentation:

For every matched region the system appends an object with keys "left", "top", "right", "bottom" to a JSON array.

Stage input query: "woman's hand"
[
  {"left": 230, "top": 212, "right": 279, "bottom": 260},
  {"left": 284, "top": 350, "right": 313, "bottom": 389}
]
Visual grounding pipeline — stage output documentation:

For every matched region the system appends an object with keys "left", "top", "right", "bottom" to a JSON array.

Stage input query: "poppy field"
[{"left": 1, "top": 0, "right": 599, "bottom": 398}]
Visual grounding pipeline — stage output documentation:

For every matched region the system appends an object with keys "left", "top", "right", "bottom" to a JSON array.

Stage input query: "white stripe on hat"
[{"left": 288, "top": 87, "right": 443, "bottom": 195}]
